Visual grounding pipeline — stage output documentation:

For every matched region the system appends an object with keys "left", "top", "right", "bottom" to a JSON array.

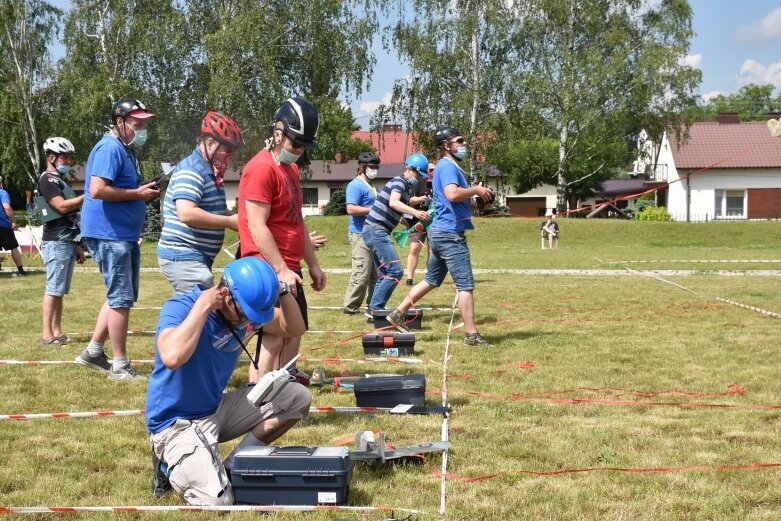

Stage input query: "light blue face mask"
[
  {"left": 131, "top": 128, "right": 148, "bottom": 147},
  {"left": 409, "top": 176, "right": 420, "bottom": 187},
  {"left": 56, "top": 164, "right": 71, "bottom": 175},
  {"left": 453, "top": 146, "right": 467, "bottom": 160},
  {"left": 277, "top": 147, "right": 301, "bottom": 164}
]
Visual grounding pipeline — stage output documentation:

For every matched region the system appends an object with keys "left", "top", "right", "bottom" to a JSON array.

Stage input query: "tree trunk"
[
  {"left": 467, "top": 0, "right": 480, "bottom": 183},
  {"left": 556, "top": 123, "right": 568, "bottom": 213}
]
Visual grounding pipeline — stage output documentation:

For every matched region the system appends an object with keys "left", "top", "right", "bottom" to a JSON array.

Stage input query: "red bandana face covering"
[{"left": 210, "top": 149, "right": 234, "bottom": 188}]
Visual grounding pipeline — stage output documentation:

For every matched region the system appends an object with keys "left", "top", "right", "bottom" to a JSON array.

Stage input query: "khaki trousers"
[{"left": 342, "top": 232, "right": 377, "bottom": 311}]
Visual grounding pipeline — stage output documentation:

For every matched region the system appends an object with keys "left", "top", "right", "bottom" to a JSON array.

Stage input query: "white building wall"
[{"left": 505, "top": 183, "right": 558, "bottom": 209}]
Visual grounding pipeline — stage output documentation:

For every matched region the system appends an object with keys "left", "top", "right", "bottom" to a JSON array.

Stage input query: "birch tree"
[{"left": 0, "top": 0, "right": 61, "bottom": 186}]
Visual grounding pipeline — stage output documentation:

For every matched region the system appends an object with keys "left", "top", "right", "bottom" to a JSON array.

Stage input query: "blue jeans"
[
  {"left": 362, "top": 224, "right": 403, "bottom": 310},
  {"left": 424, "top": 230, "right": 475, "bottom": 291},
  {"left": 85, "top": 238, "right": 140, "bottom": 308},
  {"left": 42, "top": 241, "right": 77, "bottom": 297}
]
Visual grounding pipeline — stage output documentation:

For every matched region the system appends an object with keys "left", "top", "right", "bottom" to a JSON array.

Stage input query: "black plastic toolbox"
[
  {"left": 353, "top": 374, "right": 426, "bottom": 407},
  {"left": 361, "top": 332, "right": 415, "bottom": 356},
  {"left": 371, "top": 308, "right": 423, "bottom": 330},
  {"left": 230, "top": 446, "right": 353, "bottom": 505}
]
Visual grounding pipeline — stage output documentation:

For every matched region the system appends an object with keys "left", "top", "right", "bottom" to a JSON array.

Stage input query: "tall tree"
[
  {"left": 55, "top": 0, "right": 379, "bottom": 165},
  {"left": 374, "top": 0, "right": 518, "bottom": 180},
  {"left": 0, "top": 0, "right": 62, "bottom": 187},
  {"left": 517, "top": 0, "right": 700, "bottom": 211}
]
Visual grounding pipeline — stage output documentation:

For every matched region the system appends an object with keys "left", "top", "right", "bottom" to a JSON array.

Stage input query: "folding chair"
[{"left": 541, "top": 229, "right": 558, "bottom": 250}]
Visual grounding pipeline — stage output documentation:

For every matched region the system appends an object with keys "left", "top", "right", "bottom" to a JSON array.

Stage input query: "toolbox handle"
[{"left": 270, "top": 446, "right": 316, "bottom": 456}]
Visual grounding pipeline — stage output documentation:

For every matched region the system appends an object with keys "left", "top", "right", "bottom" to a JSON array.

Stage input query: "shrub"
[
  {"left": 637, "top": 205, "right": 673, "bottom": 221},
  {"left": 627, "top": 199, "right": 657, "bottom": 217},
  {"left": 142, "top": 201, "right": 163, "bottom": 240},
  {"left": 323, "top": 188, "right": 347, "bottom": 216}
]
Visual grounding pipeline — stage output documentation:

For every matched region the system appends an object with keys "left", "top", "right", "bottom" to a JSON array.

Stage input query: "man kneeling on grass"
[{"left": 145, "top": 257, "right": 310, "bottom": 505}]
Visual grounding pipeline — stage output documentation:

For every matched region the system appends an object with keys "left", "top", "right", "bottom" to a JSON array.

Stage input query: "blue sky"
[{"left": 48, "top": 1, "right": 781, "bottom": 128}]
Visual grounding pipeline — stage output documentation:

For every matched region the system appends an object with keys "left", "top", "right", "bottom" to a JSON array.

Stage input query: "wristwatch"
[{"left": 279, "top": 281, "right": 290, "bottom": 297}]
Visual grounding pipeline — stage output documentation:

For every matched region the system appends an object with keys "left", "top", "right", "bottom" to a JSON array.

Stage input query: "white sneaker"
[{"left": 108, "top": 364, "right": 146, "bottom": 381}]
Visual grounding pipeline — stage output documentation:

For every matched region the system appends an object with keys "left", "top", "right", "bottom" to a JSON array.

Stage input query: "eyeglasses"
[{"left": 428, "top": 168, "right": 435, "bottom": 173}]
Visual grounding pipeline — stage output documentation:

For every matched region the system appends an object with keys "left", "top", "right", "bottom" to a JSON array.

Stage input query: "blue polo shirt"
[
  {"left": 431, "top": 158, "right": 474, "bottom": 233},
  {"left": 145, "top": 286, "right": 261, "bottom": 434},
  {"left": 81, "top": 134, "right": 146, "bottom": 241},
  {"left": 0, "top": 189, "right": 12, "bottom": 228},
  {"left": 157, "top": 147, "right": 228, "bottom": 266},
  {"left": 345, "top": 176, "right": 376, "bottom": 233}
]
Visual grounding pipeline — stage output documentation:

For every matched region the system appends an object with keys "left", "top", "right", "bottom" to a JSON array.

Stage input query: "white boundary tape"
[
  {"left": 0, "top": 505, "right": 423, "bottom": 514},
  {"left": 439, "top": 292, "right": 459, "bottom": 519},
  {"left": 0, "top": 406, "right": 414, "bottom": 421},
  {"left": 714, "top": 297, "right": 781, "bottom": 319},
  {"left": 608, "top": 259, "right": 781, "bottom": 264},
  {"left": 0, "top": 357, "right": 428, "bottom": 367},
  {"left": 627, "top": 268, "right": 781, "bottom": 320}
]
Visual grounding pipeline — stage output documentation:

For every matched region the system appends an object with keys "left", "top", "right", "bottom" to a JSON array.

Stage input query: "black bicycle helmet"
[
  {"left": 357, "top": 152, "right": 380, "bottom": 165},
  {"left": 433, "top": 126, "right": 462, "bottom": 146},
  {"left": 111, "top": 98, "right": 156, "bottom": 123},
  {"left": 274, "top": 97, "right": 319, "bottom": 149}
]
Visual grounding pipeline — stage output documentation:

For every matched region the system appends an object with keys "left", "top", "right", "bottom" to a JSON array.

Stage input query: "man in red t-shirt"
[{"left": 238, "top": 97, "right": 326, "bottom": 383}]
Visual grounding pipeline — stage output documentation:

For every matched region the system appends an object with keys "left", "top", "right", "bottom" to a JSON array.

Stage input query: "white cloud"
[
  {"left": 737, "top": 59, "right": 781, "bottom": 88},
  {"left": 735, "top": 7, "right": 781, "bottom": 43},
  {"left": 357, "top": 92, "right": 393, "bottom": 117},
  {"left": 680, "top": 53, "right": 702, "bottom": 69},
  {"left": 701, "top": 90, "right": 724, "bottom": 102}
]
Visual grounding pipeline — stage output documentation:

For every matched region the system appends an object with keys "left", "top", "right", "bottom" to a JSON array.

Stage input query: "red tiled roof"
[
  {"left": 351, "top": 130, "right": 420, "bottom": 164},
  {"left": 669, "top": 121, "right": 781, "bottom": 169}
]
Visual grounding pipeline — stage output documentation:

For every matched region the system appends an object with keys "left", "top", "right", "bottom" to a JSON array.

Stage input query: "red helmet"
[{"left": 201, "top": 111, "right": 245, "bottom": 149}]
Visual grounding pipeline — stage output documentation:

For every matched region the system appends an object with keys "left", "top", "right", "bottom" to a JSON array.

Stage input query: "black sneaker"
[
  {"left": 343, "top": 308, "right": 359, "bottom": 315},
  {"left": 151, "top": 447, "right": 172, "bottom": 498},
  {"left": 17, "top": 267, "right": 27, "bottom": 276},
  {"left": 463, "top": 332, "right": 491, "bottom": 346}
]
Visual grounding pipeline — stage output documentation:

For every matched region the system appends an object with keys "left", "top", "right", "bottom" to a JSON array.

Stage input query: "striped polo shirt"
[
  {"left": 157, "top": 147, "right": 227, "bottom": 267},
  {"left": 365, "top": 175, "right": 411, "bottom": 232}
]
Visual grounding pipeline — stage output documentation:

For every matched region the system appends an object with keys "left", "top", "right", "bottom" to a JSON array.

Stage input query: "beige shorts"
[{"left": 150, "top": 383, "right": 311, "bottom": 505}]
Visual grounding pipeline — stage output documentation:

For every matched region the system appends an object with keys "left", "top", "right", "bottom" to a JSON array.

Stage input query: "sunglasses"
[
  {"left": 450, "top": 138, "right": 466, "bottom": 145},
  {"left": 228, "top": 293, "right": 249, "bottom": 322}
]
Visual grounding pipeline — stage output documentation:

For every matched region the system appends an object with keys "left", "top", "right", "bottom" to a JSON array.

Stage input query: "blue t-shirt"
[
  {"left": 365, "top": 176, "right": 411, "bottom": 232},
  {"left": 345, "top": 176, "right": 376, "bottom": 233},
  {"left": 431, "top": 158, "right": 474, "bottom": 233},
  {"left": 80, "top": 134, "right": 146, "bottom": 241},
  {"left": 145, "top": 286, "right": 261, "bottom": 434},
  {"left": 0, "top": 189, "right": 12, "bottom": 228},
  {"left": 157, "top": 147, "right": 228, "bottom": 266}
]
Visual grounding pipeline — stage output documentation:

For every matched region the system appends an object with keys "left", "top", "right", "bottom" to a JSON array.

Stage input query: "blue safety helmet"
[
  {"left": 405, "top": 153, "right": 430, "bottom": 178},
  {"left": 222, "top": 257, "right": 278, "bottom": 324}
]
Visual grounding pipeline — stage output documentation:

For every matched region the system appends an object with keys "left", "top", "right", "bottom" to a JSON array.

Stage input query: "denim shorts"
[
  {"left": 85, "top": 238, "right": 140, "bottom": 308},
  {"left": 424, "top": 230, "right": 475, "bottom": 291},
  {"left": 42, "top": 240, "right": 77, "bottom": 297},
  {"left": 158, "top": 258, "right": 214, "bottom": 296}
]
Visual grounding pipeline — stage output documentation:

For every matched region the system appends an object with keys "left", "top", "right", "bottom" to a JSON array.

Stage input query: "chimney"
[
  {"left": 382, "top": 123, "right": 402, "bottom": 132},
  {"left": 716, "top": 112, "right": 740, "bottom": 124},
  {"left": 334, "top": 151, "right": 344, "bottom": 163}
]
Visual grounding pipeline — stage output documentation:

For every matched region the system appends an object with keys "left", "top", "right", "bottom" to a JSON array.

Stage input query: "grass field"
[{"left": 1, "top": 218, "right": 780, "bottom": 520}]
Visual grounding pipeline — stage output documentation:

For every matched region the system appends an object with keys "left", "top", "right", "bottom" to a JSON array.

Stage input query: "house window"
[
  {"left": 302, "top": 188, "right": 318, "bottom": 206},
  {"left": 714, "top": 189, "right": 745, "bottom": 218}
]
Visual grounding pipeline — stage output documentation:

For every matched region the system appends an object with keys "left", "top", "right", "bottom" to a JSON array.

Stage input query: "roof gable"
[{"left": 351, "top": 129, "right": 418, "bottom": 164}]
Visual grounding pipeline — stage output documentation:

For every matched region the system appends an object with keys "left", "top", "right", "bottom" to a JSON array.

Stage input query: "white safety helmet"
[{"left": 43, "top": 137, "right": 76, "bottom": 155}]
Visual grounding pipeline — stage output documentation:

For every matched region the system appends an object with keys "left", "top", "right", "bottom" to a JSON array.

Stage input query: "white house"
[{"left": 661, "top": 115, "right": 781, "bottom": 221}]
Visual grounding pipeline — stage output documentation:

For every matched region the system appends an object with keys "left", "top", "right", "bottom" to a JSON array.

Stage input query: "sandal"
[
  {"left": 41, "top": 337, "right": 63, "bottom": 346},
  {"left": 54, "top": 335, "right": 70, "bottom": 345}
]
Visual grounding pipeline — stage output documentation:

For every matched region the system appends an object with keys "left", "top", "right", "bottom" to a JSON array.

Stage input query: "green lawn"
[{"left": 1, "top": 218, "right": 780, "bottom": 520}]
